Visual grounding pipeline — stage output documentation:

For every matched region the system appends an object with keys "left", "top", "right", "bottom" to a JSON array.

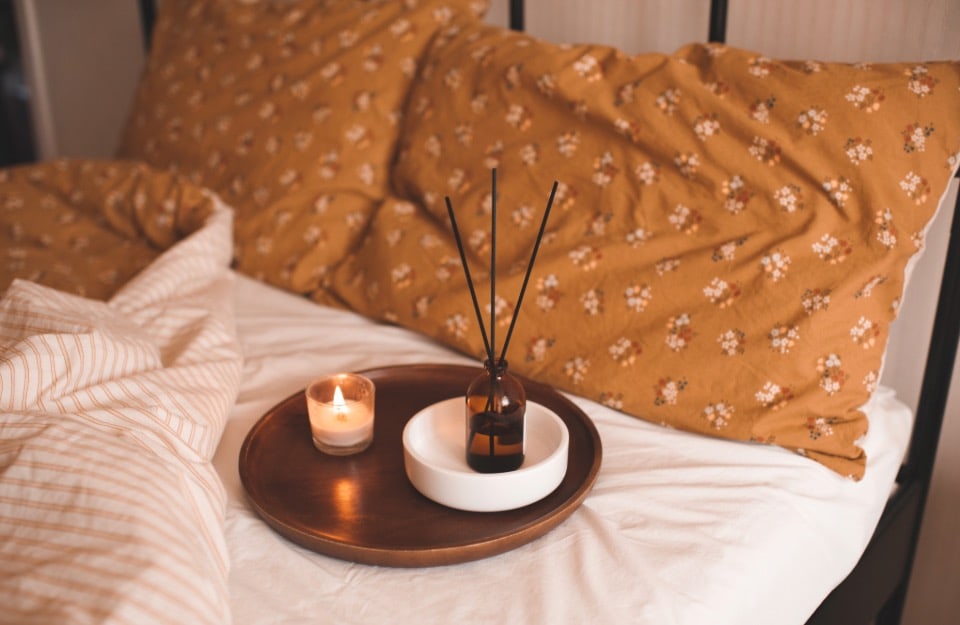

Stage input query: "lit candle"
[{"left": 306, "top": 373, "right": 375, "bottom": 455}]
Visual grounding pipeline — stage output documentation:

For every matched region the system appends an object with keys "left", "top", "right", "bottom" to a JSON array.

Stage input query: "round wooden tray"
[{"left": 238, "top": 363, "right": 602, "bottom": 567}]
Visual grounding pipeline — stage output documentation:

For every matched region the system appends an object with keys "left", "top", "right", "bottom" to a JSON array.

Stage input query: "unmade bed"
[{"left": 1, "top": 1, "right": 959, "bottom": 624}]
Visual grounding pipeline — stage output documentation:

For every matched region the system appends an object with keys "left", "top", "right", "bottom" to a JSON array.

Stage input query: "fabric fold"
[{"left": 0, "top": 205, "right": 242, "bottom": 625}]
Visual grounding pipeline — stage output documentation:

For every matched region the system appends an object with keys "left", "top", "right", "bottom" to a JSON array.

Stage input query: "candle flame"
[{"left": 333, "top": 384, "right": 347, "bottom": 415}]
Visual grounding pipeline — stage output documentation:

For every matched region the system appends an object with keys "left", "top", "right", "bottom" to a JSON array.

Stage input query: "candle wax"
[{"left": 308, "top": 397, "right": 374, "bottom": 447}]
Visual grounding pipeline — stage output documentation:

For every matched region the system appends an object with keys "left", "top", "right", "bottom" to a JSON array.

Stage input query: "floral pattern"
[
  {"left": 326, "top": 25, "right": 960, "bottom": 480},
  {"left": 4, "top": 6, "right": 960, "bottom": 483},
  {"left": 0, "top": 160, "right": 214, "bottom": 300},
  {"left": 119, "top": 0, "right": 489, "bottom": 296},
  {"left": 703, "top": 402, "right": 735, "bottom": 429}
]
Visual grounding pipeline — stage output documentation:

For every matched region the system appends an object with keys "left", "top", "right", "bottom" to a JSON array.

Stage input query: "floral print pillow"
[
  {"left": 332, "top": 21, "right": 960, "bottom": 478},
  {"left": 118, "top": 0, "right": 488, "bottom": 299}
]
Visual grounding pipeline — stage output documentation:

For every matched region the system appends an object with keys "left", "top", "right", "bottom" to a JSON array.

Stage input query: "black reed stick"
[
  {"left": 445, "top": 196, "right": 493, "bottom": 362},
  {"left": 490, "top": 168, "right": 497, "bottom": 363},
  {"left": 498, "top": 180, "right": 558, "bottom": 363}
]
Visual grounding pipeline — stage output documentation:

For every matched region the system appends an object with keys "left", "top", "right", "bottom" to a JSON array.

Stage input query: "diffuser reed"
[{"left": 445, "top": 169, "right": 558, "bottom": 473}]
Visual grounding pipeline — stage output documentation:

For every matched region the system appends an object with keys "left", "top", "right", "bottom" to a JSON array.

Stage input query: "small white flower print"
[
  {"left": 816, "top": 353, "right": 847, "bottom": 395},
  {"left": 569, "top": 245, "right": 601, "bottom": 270},
  {"left": 748, "top": 136, "right": 780, "bottom": 165},
  {"left": 580, "top": 289, "right": 604, "bottom": 315},
  {"left": 669, "top": 204, "right": 701, "bottom": 234},
  {"left": 694, "top": 113, "right": 721, "bottom": 141},
  {"left": 655, "top": 257, "right": 681, "bottom": 275},
  {"left": 717, "top": 329, "right": 746, "bottom": 356},
  {"left": 850, "top": 317, "right": 880, "bottom": 349},
  {"left": 445, "top": 313, "right": 468, "bottom": 339},
  {"left": 536, "top": 274, "right": 561, "bottom": 311},
  {"left": 845, "top": 85, "right": 884, "bottom": 112},
  {"left": 656, "top": 88, "right": 681, "bottom": 115},
  {"left": 801, "top": 288, "right": 831, "bottom": 314},
  {"left": 624, "top": 284, "right": 652, "bottom": 312},
  {"left": 703, "top": 402, "right": 734, "bottom": 429},
  {"left": 525, "top": 336, "right": 554, "bottom": 362},
  {"left": 557, "top": 131, "right": 580, "bottom": 157},
  {"left": 905, "top": 65, "right": 938, "bottom": 98},
  {"left": 811, "top": 233, "right": 852, "bottom": 264},
  {"left": 768, "top": 324, "right": 799, "bottom": 354},
  {"left": 703, "top": 277, "right": 740, "bottom": 308},
  {"left": 722, "top": 175, "right": 752, "bottom": 214},
  {"left": 564, "top": 357, "right": 590, "bottom": 385},
  {"left": 774, "top": 184, "right": 804, "bottom": 213},
  {"left": 626, "top": 228, "right": 651, "bottom": 247},
  {"left": 755, "top": 381, "right": 791, "bottom": 409},
  {"left": 608, "top": 337, "right": 641, "bottom": 366},
  {"left": 635, "top": 161, "right": 660, "bottom": 185},
  {"left": 593, "top": 151, "right": 619, "bottom": 187},
  {"left": 654, "top": 377, "right": 687, "bottom": 406},
  {"left": 845, "top": 138, "right": 873, "bottom": 164},
  {"left": 573, "top": 54, "right": 602, "bottom": 81},
  {"left": 899, "top": 171, "right": 930, "bottom": 204},
  {"left": 665, "top": 313, "right": 694, "bottom": 352},
  {"left": 747, "top": 57, "right": 773, "bottom": 77},
  {"left": 875, "top": 208, "right": 897, "bottom": 249},
  {"left": 760, "top": 250, "right": 791, "bottom": 282},
  {"left": 797, "top": 107, "right": 828, "bottom": 135},
  {"left": 674, "top": 152, "right": 700, "bottom": 178}
]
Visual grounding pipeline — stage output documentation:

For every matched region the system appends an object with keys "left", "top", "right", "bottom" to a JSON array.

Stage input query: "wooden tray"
[{"left": 238, "top": 363, "right": 602, "bottom": 567}]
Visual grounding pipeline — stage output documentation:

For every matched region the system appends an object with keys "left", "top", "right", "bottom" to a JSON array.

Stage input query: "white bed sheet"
[{"left": 215, "top": 273, "right": 912, "bottom": 625}]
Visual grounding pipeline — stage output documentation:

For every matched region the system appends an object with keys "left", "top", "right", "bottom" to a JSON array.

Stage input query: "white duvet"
[
  {"left": 1, "top": 203, "right": 912, "bottom": 625},
  {"left": 218, "top": 275, "right": 912, "bottom": 625}
]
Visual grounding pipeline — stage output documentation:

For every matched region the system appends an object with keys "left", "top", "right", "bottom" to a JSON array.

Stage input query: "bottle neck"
[{"left": 483, "top": 358, "right": 508, "bottom": 376}]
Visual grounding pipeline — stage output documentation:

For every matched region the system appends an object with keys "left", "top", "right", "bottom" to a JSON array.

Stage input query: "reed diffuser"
[{"left": 446, "top": 169, "right": 558, "bottom": 473}]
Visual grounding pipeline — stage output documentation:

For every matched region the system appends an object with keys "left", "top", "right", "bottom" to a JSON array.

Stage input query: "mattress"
[{"left": 215, "top": 273, "right": 912, "bottom": 625}]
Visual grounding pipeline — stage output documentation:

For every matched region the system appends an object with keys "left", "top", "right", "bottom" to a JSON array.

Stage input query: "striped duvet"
[{"left": 0, "top": 205, "right": 242, "bottom": 624}]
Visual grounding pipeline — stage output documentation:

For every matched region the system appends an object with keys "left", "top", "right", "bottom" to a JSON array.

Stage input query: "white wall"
[
  {"left": 14, "top": 0, "right": 144, "bottom": 159},
  {"left": 13, "top": 0, "right": 960, "bottom": 622}
]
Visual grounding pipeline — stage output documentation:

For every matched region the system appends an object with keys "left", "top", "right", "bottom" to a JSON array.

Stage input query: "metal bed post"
[
  {"left": 707, "top": 0, "right": 728, "bottom": 43},
  {"left": 138, "top": 0, "right": 156, "bottom": 51},
  {"left": 509, "top": 0, "right": 524, "bottom": 31},
  {"left": 880, "top": 172, "right": 960, "bottom": 623}
]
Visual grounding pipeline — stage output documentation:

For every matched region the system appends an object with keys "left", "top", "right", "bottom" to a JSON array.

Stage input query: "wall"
[
  {"left": 14, "top": 0, "right": 143, "bottom": 159},
  {"left": 12, "top": 0, "right": 960, "bottom": 622}
]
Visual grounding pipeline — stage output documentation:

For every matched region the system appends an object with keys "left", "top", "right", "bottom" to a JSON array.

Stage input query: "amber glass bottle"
[{"left": 465, "top": 359, "right": 526, "bottom": 473}]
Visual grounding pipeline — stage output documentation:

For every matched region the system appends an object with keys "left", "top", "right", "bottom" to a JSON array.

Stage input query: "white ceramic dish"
[{"left": 402, "top": 397, "right": 570, "bottom": 512}]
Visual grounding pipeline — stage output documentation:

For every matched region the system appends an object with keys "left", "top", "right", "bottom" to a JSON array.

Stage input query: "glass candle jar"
[{"left": 306, "top": 373, "right": 375, "bottom": 455}]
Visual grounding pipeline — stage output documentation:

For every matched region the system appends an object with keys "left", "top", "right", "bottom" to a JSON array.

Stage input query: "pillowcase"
[
  {"left": 117, "top": 0, "right": 488, "bottom": 297},
  {"left": 0, "top": 159, "right": 216, "bottom": 300},
  {"left": 332, "top": 20, "right": 960, "bottom": 478}
]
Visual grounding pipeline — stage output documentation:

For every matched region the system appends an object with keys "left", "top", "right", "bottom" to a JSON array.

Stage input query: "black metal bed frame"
[{"left": 137, "top": 0, "right": 959, "bottom": 622}]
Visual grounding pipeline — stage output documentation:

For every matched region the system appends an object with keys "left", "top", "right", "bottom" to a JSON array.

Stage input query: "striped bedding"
[{"left": 0, "top": 205, "right": 242, "bottom": 624}]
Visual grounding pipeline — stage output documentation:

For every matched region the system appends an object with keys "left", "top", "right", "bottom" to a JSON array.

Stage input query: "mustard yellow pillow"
[
  {"left": 0, "top": 159, "right": 216, "bottom": 300},
  {"left": 333, "top": 21, "right": 960, "bottom": 478},
  {"left": 118, "top": 0, "right": 488, "bottom": 296}
]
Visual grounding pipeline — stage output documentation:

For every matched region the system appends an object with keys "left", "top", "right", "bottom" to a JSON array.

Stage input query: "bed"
[{"left": 2, "top": 1, "right": 959, "bottom": 624}]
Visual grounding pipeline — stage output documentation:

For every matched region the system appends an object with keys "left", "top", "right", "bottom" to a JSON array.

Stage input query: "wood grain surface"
[{"left": 238, "top": 364, "right": 602, "bottom": 567}]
